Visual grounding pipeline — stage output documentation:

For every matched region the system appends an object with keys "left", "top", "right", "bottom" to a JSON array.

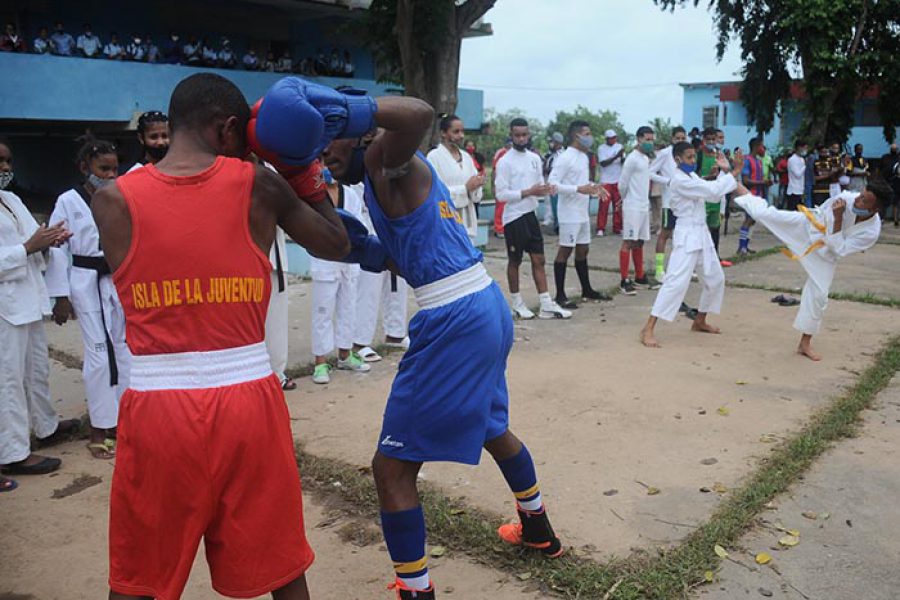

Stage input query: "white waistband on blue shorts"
[
  {"left": 129, "top": 341, "right": 273, "bottom": 391},
  {"left": 413, "top": 263, "right": 492, "bottom": 310}
]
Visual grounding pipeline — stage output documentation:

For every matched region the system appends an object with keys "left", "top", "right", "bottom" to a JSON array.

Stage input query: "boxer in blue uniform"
[{"left": 248, "top": 78, "right": 564, "bottom": 600}]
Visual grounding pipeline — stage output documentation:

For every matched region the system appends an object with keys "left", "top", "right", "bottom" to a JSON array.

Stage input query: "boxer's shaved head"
[{"left": 169, "top": 73, "right": 249, "bottom": 134}]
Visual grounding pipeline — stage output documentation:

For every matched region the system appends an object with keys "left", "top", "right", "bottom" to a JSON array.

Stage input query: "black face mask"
[
  {"left": 343, "top": 142, "right": 368, "bottom": 184},
  {"left": 145, "top": 144, "right": 168, "bottom": 162},
  {"left": 513, "top": 142, "right": 528, "bottom": 152}
]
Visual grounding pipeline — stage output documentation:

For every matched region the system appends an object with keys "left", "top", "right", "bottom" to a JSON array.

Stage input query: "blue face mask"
[
  {"left": 851, "top": 205, "right": 873, "bottom": 217},
  {"left": 577, "top": 134, "right": 594, "bottom": 151},
  {"left": 678, "top": 162, "right": 696, "bottom": 175}
]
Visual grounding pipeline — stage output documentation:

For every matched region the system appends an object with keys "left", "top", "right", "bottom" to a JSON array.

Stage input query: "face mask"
[
  {"left": 677, "top": 162, "right": 695, "bottom": 175},
  {"left": 705, "top": 143, "right": 717, "bottom": 152},
  {"left": 0, "top": 171, "right": 13, "bottom": 190},
  {"left": 799, "top": 150, "right": 808, "bottom": 157},
  {"left": 87, "top": 172, "right": 114, "bottom": 190},
  {"left": 640, "top": 141, "right": 655, "bottom": 154},
  {"left": 851, "top": 205, "right": 873, "bottom": 217},
  {"left": 513, "top": 142, "right": 528, "bottom": 152},
  {"left": 577, "top": 134, "right": 594, "bottom": 151},
  {"left": 343, "top": 143, "right": 367, "bottom": 184},
  {"left": 145, "top": 144, "right": 168, "bottom": 162}
]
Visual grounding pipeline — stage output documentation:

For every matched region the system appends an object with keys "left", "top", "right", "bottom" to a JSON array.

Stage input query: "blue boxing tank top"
[{"left": 363, "top": 152, "right": 483, "bottom": 289}]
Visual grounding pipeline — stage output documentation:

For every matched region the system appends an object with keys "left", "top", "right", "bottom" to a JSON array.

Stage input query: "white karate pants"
[
  {"left": 311, "top": 275, "right": 358, "bottom": 358},
  {"left": 76, "top": 299, "right": 130, "bottom": 430},
  {"left": 651, "top": 236, "right": 724, "bottom": 322},
  {"left": 265, "top": 271, "right": 289, "bottom": 381},
  {"left": 353, "top": 271, "right": 409, "bottom": 346}
]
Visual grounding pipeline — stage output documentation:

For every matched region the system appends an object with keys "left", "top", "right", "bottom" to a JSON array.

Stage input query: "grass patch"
[
  {"left": 295, "top": 335, "right": 900, "bottom": 598},
  {"left": 727, "top": 281, "right": 900, "bottom": 308},
  {"left": 721, "top": 244, "right": 784, "bottom": 264}
]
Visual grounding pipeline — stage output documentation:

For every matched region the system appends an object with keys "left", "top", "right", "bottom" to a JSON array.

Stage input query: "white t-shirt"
[
  {"left": 597, "top": 142, "right": 624, "bottom": 184},
  {"left": 618, "top": 150, "right": 652, "bottom": 212},
  {"left": 548, "top": 147, "right": 590, "bottom": 224},
  {"left": 648, "top": 145, "right": 677, "bottom": 209},
  {"left": 495, "top": 148, "right": 544, "bottom": 226},
  {"left": 787, "top": 153, "right": 806, "bottom": 195}
]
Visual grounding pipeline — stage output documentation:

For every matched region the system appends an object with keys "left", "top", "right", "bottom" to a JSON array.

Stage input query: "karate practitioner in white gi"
[
  {"left": 0, "top": 140, "right": 80, "bottom": 483},
  {"left": 427, "top": 114, "right": 483, "bottom": 240},
  {"left": 641, "top": 142, "right": 743, "bottom": 348},
  {"left": 734, "top": 179, "right": 887, "bottom": 361},
  {"left": 265, "top": 226, "right": 294, "bottom": 389},
  {"left": 45, "top": 137, "right": 131, "bottom": 459}
]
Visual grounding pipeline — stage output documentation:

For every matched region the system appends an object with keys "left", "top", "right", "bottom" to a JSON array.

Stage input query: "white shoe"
[
  {"left": 384, "top": 336, "right": 410, "bottom": 350},
  {"left": 596, "top": 230, "right": 604, "bottom": 237},
  {"left": 691, "top": 272, "right": 699, "bottom": 282},
  {"left": 337, "top": 352, "right": 371, "bottom": 372},
  {"left": 512, "top": 302, "right": 536, "bottom": 320},
  {"left": 357, "top": 346, "right": 382, "bottom": 362},
  {"left": 538, "top": 301, "right": 572, "bottom": 320}
]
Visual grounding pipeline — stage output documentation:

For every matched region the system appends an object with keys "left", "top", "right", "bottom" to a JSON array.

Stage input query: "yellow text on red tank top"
[{"left": 129, "top": 276, "right": 266, "bottom": 310}]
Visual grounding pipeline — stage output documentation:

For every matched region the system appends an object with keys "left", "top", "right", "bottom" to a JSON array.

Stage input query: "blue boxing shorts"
[{"left": 377, "top": 281, "right": 513, "bottom": 465}]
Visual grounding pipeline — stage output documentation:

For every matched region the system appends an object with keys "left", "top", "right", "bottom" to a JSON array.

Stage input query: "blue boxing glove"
[
  {"left": 250, "top": 77, "right": 376, "bottom": 167},
  {"left": 336, "top": 208, "right": 388, "bottom": 273}
]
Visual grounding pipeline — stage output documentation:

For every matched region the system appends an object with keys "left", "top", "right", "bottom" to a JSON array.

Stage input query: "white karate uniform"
[
  {"left": 0, "top": 191, "right": 60, "bottom": 464},
  {"left": 650, "top": 171, "right": 737, "bottom": 321},
  {"left": 264, "top": 227, "right": 289, "bottom": 382},
  {"left": 735, "top": 191, "right": 881, "bottom": 335},
  {"left": 427, "top": 144, "right": 482, "bottom": 240},
  {"left": 353, "top": 199, "right": 408, "bottom": 346},
  {"left": 45, "top": 187, "right": 130, "bottom": 429},
  {"left": 311, "top": 185, "right": 364, "bottom": 357},
  {"left": 619, "top": 150, "right": 668, "bottom": 241}
]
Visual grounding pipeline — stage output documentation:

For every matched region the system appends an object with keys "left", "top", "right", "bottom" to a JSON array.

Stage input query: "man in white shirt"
[
  {"left": 649, "top": 126, "right": 687, "bottom": 280},
  {"left": 495, "top": 118, "right": 572, "bottom": 320},
  {"left": 596, "top": 129, "right": 625, "bottom": 236},
  {"left": 102, "top": 32, "right": 125, "bottom": 60},
  {"left": 548, "top": 120, "right": 608, "bottom": 308},
  {"left": 640, "top": 142, "right": 742, "bottom": 348},
  {"left": 786, "top": 140, "right": 809, "bottom": 211},
  {"left": 618, "top": 126, "right": 666, "bottom": 295},
  {"left": 76, "top": 23, "right": 101, "bottom": 58}
]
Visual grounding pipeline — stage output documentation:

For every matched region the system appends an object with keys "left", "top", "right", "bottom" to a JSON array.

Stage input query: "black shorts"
[
  {"left": 662, "top": 208, "right": 677, "bottom": 231},
  {"left": 504, "top": 212, "right": 544, "bottom": 262}
]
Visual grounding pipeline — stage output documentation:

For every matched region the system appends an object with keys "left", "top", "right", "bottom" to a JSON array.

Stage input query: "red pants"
[
  {"left": 598, "top": 184, "right": 622, "bottom": 233},
  {"left": 494, "top": 200, "right": 505, "bottom": 234}
]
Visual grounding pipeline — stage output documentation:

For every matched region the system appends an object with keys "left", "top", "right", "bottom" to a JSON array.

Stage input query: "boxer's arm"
[
  {"left": 91, "top": 184, "right": 132, "bottom": 272},
  {"left": 251, "top": 165, "right": 350, "bottom": 261}
]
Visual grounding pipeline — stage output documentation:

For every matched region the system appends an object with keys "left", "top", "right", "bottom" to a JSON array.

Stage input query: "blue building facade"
[
  {"left": 681, "top": 80, "right": 898, "bottom": 155},
  {"left": 2, "top": 0, "right": 485, "bottom": 204}
]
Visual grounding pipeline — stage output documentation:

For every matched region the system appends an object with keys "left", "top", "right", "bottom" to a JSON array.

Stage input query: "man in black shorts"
[{"left": 495, "top": 118, "right": 572, "bottom": 319}]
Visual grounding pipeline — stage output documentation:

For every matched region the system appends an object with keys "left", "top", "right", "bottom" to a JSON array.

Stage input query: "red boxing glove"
[{"left": 248, "top": 99, "right": 327, "bottom": 204}]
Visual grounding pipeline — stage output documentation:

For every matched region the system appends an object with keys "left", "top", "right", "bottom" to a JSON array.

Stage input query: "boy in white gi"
[
  {"left": 734, "top": 179, "right": 887, "bottom": 361},
  {"left": 640, "top": 142, "right": 743, "bottom": 348}
]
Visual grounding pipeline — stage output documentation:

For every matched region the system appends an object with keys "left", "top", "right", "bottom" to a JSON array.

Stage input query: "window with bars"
[{"left": 702, "top": 105, "right": 719, "bottom": 129}]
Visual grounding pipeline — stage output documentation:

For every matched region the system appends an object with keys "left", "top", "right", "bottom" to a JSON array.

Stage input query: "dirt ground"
[{"left": 2, "top": 227, "right": 898, "bottom": 599}]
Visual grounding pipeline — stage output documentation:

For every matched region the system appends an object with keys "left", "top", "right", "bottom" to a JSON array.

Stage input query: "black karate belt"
[
  {"left": 274, "top": 242, "right": 285, "bottom": 293},
  {"left": 71, "top": 254, "right": 118, "bottom": 387},
  {"left": 390, "top": 273, "right": 398, "bottom": 292}
]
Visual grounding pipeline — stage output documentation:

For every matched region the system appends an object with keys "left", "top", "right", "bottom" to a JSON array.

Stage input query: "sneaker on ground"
[
  {"left": 582, "top": 289, "right": 612, "bottom": 302},
  {"left": 337, "top": 352, "right": 371, "bottom": 372},
  {"left": 497, "top": 507, "right": 564, "bottom": 558},
  {"left": 554, "top": 296, "right": 579, "bottom": 309},
  {"left": 311, "top": 363, "right": 331, "bottom": 384},
  {"left": 691, "top": 272, "right": 699, "bottom": 282},
  {"left": 619, "top": 279, "right": 637, "bottom": 295},
  {"left": 538, "top": 301, "right": 572, "bottom": 319},
  {"left": 633, "top": 276, "right": 661, "bottom": 290},
  {"left": 720, "top": 259, "right": 733, "bottom": 267},
  {"left": 596, "top": 229, "right": 604, "bottom": 237},
  {"left": 512, "top": 302, "right": 536, "bottom": 320},
  {"left": 736, "top": 248, "right": 749, "bottom": 256},
  {"left": 384, "top": 336, "right": 410, "bottom": 350},
  {"left": 388, "top": 579, "right": 435, "bottom": 600},
  {"left": 357, "top": 346, "right": 382, "bottom": 362}
]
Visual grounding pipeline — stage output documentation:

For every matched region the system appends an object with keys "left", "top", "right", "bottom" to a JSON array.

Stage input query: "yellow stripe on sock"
[
  {"left": 393, "top": 556, "right": 428, "bottom": 574},
  {"left": 514, "top": 483, "right": 540, "bottom": 500}
]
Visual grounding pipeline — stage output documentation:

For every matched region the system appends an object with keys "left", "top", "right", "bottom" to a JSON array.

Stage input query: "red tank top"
[{"left": 114, "top": 157, "right": 271, "bottom": 355}]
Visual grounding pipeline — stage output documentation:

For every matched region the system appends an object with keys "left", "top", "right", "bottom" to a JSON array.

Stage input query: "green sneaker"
[
  {"left": 312, "top": 363, "right": 332, "bottom": 384},
  {"left": 337, "top": 352, "right": 371, "bottom": 372}
]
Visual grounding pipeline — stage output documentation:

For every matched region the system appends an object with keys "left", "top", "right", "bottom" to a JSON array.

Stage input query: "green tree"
[
  {"left": 648, "top": 117, "right": 675, "bottom": 144},
  {"left": 545, "top": 106, "right": 629, "bottom": 147},
  {"left": 654, "top": 0, "right": 900, "bottom": 144},
  {"left": 470, "top": 107, "right": 545, "bottom": 159},
  {"left": 361, "top": 0, "right": 497, "bottom": 146}
]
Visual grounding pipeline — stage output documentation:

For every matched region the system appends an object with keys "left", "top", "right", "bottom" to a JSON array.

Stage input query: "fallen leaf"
[
  {"left": 717, "top": 407, "right": 730, "bottom": 416},
  {"left": 759, "top": 433, "right": 779, "bottom": 443},
  {"left": 430, "top": 545, "right": 446, "bottom": 557},
  {"left": 700, "top": 457, "right": 719, "bottom": 465},
  {"left": 801, "top": 511, "right": 818, "bottom": 520},
  {"left": 736, "top": 380, "right": 748, "bottom": 385},
  {"left": 778, "top": 534, "right": 800, "bottom": 547},
  {"left": 787, "top": 529, "right": 800, "bottom": 537},
  {"left": 755, "top": 552, "right": 772, "bottom": 565},
  {"left": 713, "top": 482, "right": 729, "bottom": 494},
  {"left": 603, "top": 489, "right": 619, "bottom": 496},
  {"left": 647, "top": 486, "right": 661, "bottom": 496},
  {"left": 758, "top": 588, "right": 773, "bottom": 597},
  {"left": 449, "top": 508, "right": 465, "bottom": 516},
  {"left": 699, "top": 486, "right": 712, "bottom": 493},
  {"left": 821, "top": 512, "right": 831, "bottom": 520},
  {"left": 516, "top": 572, "right": 532, "bottom": 581},
  {"left": 704, "top": 570, "right": 715, "bottom": 583},
  {"left": 714, "top": 544, "right": 729, "bottom": 559}
]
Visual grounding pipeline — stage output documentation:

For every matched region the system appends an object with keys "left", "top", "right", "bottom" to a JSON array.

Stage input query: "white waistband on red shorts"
[
  {"left": 129, "top": 342, "right": 273, "bottom": 391},
  {"left": 413, "top": 263, "right": 492, "bottom": 310}
]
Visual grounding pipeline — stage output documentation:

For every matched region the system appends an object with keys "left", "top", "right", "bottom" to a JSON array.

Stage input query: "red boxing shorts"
[{"left": 109, "top": 344, "right": 313, "bottom": 599}]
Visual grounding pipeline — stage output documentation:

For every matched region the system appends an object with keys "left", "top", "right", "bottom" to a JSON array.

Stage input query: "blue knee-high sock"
[
  {"left": 738, "top": 226, "right": 750, "bottom": 251},
  {"left": 381, "top": 506, "right": 430, "bottom": 590},
  {"left": 497, "top": 445, "right": 544, "bottom": 512}
]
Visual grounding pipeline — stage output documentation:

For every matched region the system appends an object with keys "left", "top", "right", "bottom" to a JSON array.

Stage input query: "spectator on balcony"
[
  {"left": 241, "top": 49, "right": 259, "bottom": 70},
  {"left": 314, "top": 47, "right": 327, "bottom": 74},
  {"left": 125, "top": 35, "right": 147, "bottom": 61},
  {"left": 297, "top": 56, "right": 314, "bottom": 75},
  {"left": 261, "top": 50, "right": 276, "bottom": 72},
  {"left": 160, "top": 31, "right": 182, "bottom": 64},
  {"left": 182, "top": 35, "right": 201, "bottom": 66},
  {"left": 275, "top": 49, "right": 292, "bottom": 72},
  {"left": 103, "top": 33, "right": 125, "bottom": 60},
  {"left": 76, "top": 23, "right": 102, "bottom": 58},
  {"left": 217, "top": 37, "right": 236, "bottom": 68},
  {"left": 51, "top": 22, "right": 75, "bottom": 56},
  {"left": 145, "top": 33, "right": 160, "bottom": 63},
  {"left": 201, "top": 38, "right": 217, "bottom": 67},
  {"left": 32, "top": 27, "right": 51, "bottom": 54},
  {"left": 342, "top": 50, "right": 354, "bottom": 77},
  {"left": 1, "top": 23, "right": 27, "bottom": 52},
  {"left": 328, "top": 48, "right": 343, "bottom": 75}
]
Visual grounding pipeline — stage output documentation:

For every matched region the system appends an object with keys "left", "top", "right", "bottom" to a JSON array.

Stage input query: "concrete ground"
[{"left": 2, "top": 223, "right": 898, "bottom": 599}]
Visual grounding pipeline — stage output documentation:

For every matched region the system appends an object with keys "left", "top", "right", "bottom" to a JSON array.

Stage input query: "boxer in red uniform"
[{"left": 92, "top": 73, "right": 365, "bottom": 599}]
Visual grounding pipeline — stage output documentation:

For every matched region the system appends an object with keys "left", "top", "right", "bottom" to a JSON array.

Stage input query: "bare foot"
[
  {"left": 797, "top": 344, "right": 822, "bottom": 361},
  {"left": 691, "top": 321, "right": 721, "bottom": 334},
  {"left": 640, "top": 327, "right": 661, "bottom": 348}
]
